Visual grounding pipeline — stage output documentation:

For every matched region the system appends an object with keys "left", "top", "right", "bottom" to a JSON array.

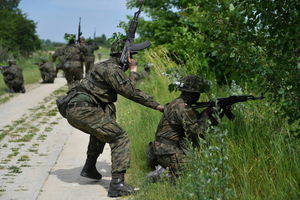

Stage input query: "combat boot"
[
  {"left": 80, "top": 155, "right": 102, "bottom": 180},
  {"left": 108, "top": 173, "right": 135, "bottom": 197}
]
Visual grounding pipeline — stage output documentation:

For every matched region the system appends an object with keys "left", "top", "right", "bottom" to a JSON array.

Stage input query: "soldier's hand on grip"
[{"left": 128, "top": 52, "right": 137, "bottom": 72}]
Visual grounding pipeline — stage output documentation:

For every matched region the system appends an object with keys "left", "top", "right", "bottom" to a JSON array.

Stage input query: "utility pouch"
[{"left": 56, "top": 89, "right": 77, "bottom": 118}]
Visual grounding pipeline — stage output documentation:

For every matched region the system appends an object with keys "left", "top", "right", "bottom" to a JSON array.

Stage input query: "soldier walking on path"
[
  {"left": 56, "top": 39, "right": 164, "bottom": 197},
  {"left": 35, "top": 58, "right": 56, "bottom": 83},
  {"left": 55, "top": 33, "right": 87, "bottom": 88},
  {"left": 82, "top": 38, "right": 99, "bottom": 74},
  {"left": 52, "top": 46, "right": 65, "bottom": 77},
  {"left": 0, "top": 60, "right": 25, "bottom": 93}
]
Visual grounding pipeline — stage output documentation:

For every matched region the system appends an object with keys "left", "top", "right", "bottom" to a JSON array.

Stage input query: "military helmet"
[
  {"left": 178, "top": 75, "right": 211, "bottom": 93},
  {"left": 64, "top": 33, "right": 76, "bottom": 42}
]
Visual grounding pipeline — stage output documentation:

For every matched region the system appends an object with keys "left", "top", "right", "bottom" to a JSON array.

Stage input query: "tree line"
[
  {"left": 0, "top": 0, "right": 41, "bottom": 61},
  {"left": 127, "top": 0, "right": 300, "bottom": 125}
]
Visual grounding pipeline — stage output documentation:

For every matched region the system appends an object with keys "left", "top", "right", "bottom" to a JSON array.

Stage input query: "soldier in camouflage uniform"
[
  {"left": 1, "top": 60, "right": 25, "bottom": 93},
  {"left": 147, "top": 75, "right": 227, "bottom": 181},
  {"left": 52, "top": 46, "right": 65, "bottom": 77},
  {"left": 36, "top": 58, "right": 56, "bottom": 83},
  {"left": 61, "top": 39, "right": 163, "bottom": 197},
  {"left": 82, "top": 38, "right": 99, "bottom": 74},
  {"left": 57, "top": 33, "right": 87, "bottom": 88},
  {"left": 130, "top": 63, "right": 153, "bottom": 82}
]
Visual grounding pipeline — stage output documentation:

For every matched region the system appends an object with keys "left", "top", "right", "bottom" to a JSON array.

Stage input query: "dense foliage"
[
  {"left": 121, "top": 48, "right": 300, "bottom": 200},
  {"left": 126, "top": 0, "right": 300, "bottom": 126},
  {"left": 0, "top": 0, "right": 41, "bottom": 60}
]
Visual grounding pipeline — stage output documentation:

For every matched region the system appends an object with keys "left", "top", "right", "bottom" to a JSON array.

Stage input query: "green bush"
[{"left": 119, "top": 49, "right": 300, "bottom": 200}]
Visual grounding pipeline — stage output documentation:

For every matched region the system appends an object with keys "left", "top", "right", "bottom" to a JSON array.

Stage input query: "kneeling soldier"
[{"left": 147, "top": 75, "right": 226, "bottom": 181}]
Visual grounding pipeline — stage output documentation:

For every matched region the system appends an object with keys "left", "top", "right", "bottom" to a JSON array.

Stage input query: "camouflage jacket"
[
  {"left": 52, "top": 46, "right": 65, "bottom": 64},
  {"left": 2, "top": 64, "right": 24, "bottom": 85},
  {"left": 155, "top": 97, "right": 210, "bottom": 146},
  {"left": 78, "top": 58, "right": 159, "bottom": 109},
  {"left": 54, "top": 44, "right": 87, "bottom": 63},
  {"left": 39, "top": 62, "right": 55, "bottom": 74},
  {"left": 85, "top": 43, "right": 98, "bottom": 59}
]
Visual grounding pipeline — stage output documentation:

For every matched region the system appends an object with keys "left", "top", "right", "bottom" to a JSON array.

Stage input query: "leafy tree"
[
  {"left": 0, "top": 0, "right": 20, "bottom": 10},
  {"left": 126, "top": 0, "right": 300, "bottom": 124},
  {"left": 0, "top": 0, "right": 41, "bottom": 59}
]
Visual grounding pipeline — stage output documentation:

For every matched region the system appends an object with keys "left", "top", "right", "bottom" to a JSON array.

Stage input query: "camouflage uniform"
[
  {"left": 65, "top": 58, "right": 160, "bottom": 173},
  {"left": 152, "top": 97, "right": 210, "bottom": 173},
  {"left": 38, "top": 60, "right": 56, "bottom": 83},
  {"left": 130, "top": 63, "right": 152, "bottom": 82},
  {"left": 84, "top": 43, "right": 99, "bottom": 74},
  {"left": 1, "top": 61, "right": 25, "bottom": 93},
  {"left": 149, "top": 75, "right": 212, "bottom": 174},
  {"left": 60, "top": 43, "right": 87, "bottom": 88},
  {"left": 52, "top": 47, "right": 65, "bottom": 77}
]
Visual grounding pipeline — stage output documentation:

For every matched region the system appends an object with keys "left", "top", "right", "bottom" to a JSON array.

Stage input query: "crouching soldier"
[
  {"left": 0, "top": 60, "right": 25, "bottom": 93},
  {"left": 35, "top": 58, "right": 56, "bottom": 83},
  {"left": 147, "top": 75, "right": 227, "bottom": 181},
  {"left": 56, "top": 39, "right": 164, "bottom": 197}
]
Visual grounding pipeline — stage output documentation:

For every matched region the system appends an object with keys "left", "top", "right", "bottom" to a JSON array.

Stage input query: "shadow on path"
[{"left": 50, "top": 161, "right": 111, "bottom": 191}]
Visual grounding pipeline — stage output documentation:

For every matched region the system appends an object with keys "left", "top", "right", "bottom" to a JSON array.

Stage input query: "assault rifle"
[
  {"left": 120, "top": 0, "right": 151, "bottom": 70},
  {"left": 192, "top": 95, "right": 264, "bottom": 120},
  {"left": 77, "top": 17, "right": 82, "bottom": 44}
]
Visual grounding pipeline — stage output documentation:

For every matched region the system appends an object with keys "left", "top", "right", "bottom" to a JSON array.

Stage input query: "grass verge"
[{"left": 117, "top": 48, "right": 300, "bottom": 200}]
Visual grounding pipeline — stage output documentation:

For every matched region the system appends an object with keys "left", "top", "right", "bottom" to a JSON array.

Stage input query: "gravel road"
[{"left": 0, "top": 76, "right": 117, "bottom": 200}]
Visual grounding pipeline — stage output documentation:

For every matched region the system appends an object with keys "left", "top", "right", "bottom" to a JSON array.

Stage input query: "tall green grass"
[
  {"left": 116, "top": 48, "right": 300, "bottom": 199},
  {"left": 0, "top": 51, "right": 51, "bottom": 95}
]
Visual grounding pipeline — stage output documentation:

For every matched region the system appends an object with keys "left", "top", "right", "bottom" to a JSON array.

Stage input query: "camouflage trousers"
[
  {"left": 152, "top": 141, "right": 186, "bottom": 173},
  {"left": 66, "top": 103, "right": 130, "bottom": 173}
]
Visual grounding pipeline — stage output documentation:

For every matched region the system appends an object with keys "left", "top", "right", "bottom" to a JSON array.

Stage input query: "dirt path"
[{"left": 0, "top": 76, "right": 117, "bottom": 200}]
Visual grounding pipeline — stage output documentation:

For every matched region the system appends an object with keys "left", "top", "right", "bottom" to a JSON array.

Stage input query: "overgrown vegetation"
[
  {"left": 0, "top": 0, "right": 40, "bottom": 60},
  {"left": 126, "top": 0, "right": 300, "bottom": 127},
  {"left": 117, "top": 49, "right": 300, "bottom": 199}
]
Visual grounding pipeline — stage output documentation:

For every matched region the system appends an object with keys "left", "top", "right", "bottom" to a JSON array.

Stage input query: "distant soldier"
[
  {"left": 52, "top": 46, "right": 65, "bottom": 77},
  {"left": 0, "top": 60, "right": 25, "bottom": 93},
  {"left": 146, "top": 75, "right": 227, "bottom": 181},
  {"left": 140, "top": 63, "right": 153, "bottom": 78},
  {"left": 82, "top": 38, "right": 99, "bottom": 74},
  {"left": 57, "top": 33, "right": 87, "bottom": 88},
  {"left": 130, "top": 63, "right": 153, "bottom": 83},
  {"left": 35, "top": 58, "right": 56, "bottom": 83}
]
